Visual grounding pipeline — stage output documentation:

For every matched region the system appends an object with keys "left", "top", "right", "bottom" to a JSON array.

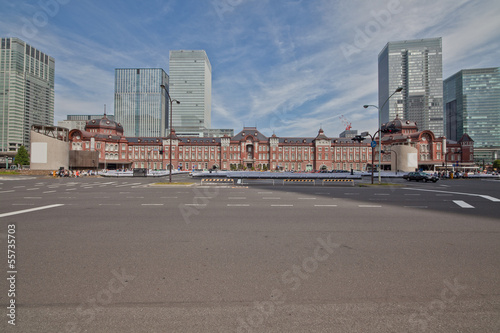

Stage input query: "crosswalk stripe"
[{"left": 453, "top": 200, "right": 474, "bottom": 208}]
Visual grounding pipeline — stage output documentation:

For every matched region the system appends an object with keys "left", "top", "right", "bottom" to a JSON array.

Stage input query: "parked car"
[{"left": 403, "top": 172, "right": 439, "bottom": 182}]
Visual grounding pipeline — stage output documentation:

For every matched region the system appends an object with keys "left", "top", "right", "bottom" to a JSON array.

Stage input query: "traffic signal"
[
  {"left": 382, "top": 125, "right": 400, "bottom": 134},
  {"left": 351, "top": 135, "right": 366, "bottom": 143}
]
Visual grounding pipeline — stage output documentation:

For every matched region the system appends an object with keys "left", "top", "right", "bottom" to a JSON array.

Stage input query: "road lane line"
[
  {"left": 0, "top": 190, "right": 14, "bottom": 193},
  {"left": 271, "top": 204, "right": 293, "bottom": 207},
  {"left": 314, "top": 204, "right": 338, "bottom": 207},
  {"left": 228, "top": 197, "right": 246, "bottom": 199},
  {"left": 453, "top": 200, "right": 474, "bottom": 209},
  {"left": 298, "top": 197, "right": 316, "bottom": 200},
  {"left": 0, "top": 204, "right": 64, "bottom": 218},
  {"left": 43, "top": 191, "right": 56, "bottom": 194},
  {"left": 404, "top": 188, "right": 500, "bottom": 202},
  {"left": 358, "top": 205, "right": 382, "bottom": 208},
  {"left": 227, "top": 204, "right": 250, "bottom": 207},
  {"left": 480, "top": 195, "right": 500, "bottom": 202},
  {"left": 141, "top": 204, "right": 164, "bottom": 206},
  {"left": 185, "top": 204, "right": 206, "bottom": 206},
  {"left": 263, "top": 197, "right": 281, "bottom": 199},
  {"left": 23, "top": 197, "right": 41, "bottom": 199}
]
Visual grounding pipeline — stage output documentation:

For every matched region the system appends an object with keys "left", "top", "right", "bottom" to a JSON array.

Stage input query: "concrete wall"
[
  {"left": 392, "top": 145, "right": 419, "bottom": 172},
  {"left": 30, "top": 130, "right": 69, "bottom": 170}
]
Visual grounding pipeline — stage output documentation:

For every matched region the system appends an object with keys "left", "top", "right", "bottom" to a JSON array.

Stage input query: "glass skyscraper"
[
  {"left": 0, "top": 37, "right": 55, "bottom": 152},
  {"left": 444, "top": 67, "right": 500, "bottom": 163},
  {"left": 114, "top": 68, "right": 168, "bottom": 137},
  {"left": 378, "top": 38, "right": 443, "bottom": 136},
  {"left": 169, "top": 50, "right": 212, "bottom": 136}
]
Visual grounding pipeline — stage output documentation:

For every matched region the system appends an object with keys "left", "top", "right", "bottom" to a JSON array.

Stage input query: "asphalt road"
[{"left": 0, "top": 175, "right": 499, "bottom": 332}]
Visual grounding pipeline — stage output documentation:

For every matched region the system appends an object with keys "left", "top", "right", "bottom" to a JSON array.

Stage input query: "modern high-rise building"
[
  {"left": 0, "top": 37, "right": 55, "bottom": 152},
  {"left": 444, "top": 67, "right": 500, "bottom": 163},
  {"left": 169, "top": 50, "right": 212, "bottom": 136},
  {"left": 378, "top": 38, "right": 443, "bottom": 136},
  {"left": 114, "top": 68, "right": 168, "bottom": 137}
]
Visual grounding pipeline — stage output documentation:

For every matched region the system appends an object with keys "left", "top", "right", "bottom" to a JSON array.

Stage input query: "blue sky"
[{"left": 1, "top": 0, "right": 499, "bottom": 137}]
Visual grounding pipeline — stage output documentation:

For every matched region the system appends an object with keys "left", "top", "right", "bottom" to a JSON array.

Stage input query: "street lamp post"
[
  {"left": 364, "top": 87, "right": 403, "bottom": 183},
  {"left": 160, "top": 84, "right": 180, "bottom": 183}
]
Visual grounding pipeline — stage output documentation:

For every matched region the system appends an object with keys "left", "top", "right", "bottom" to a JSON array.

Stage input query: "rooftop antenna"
[{"left": 104, "top": 104, "right": 107, "bottom": 118}]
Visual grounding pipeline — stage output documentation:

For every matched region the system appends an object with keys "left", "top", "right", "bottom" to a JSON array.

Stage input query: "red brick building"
[{"left": 67, "top": 115, "right": 474, "bottom": 172}]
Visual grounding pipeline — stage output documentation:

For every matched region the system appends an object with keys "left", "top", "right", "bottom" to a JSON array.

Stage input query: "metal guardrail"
[{"left": 322, "top": 179, "right": 354, "bottom": 186}]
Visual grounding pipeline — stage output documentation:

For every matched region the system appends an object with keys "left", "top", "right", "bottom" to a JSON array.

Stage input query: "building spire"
[{"left": 104, "top": 104, "right": 107, "bottom": 118}]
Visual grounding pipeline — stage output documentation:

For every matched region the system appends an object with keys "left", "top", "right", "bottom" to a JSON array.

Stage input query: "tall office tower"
[
  {"left": 169, "top": 50, "right": 212, "bottom": 136},
  {"left": 444, "top": 67, "right": 500, "bottom": 163},
  {"left": 0, "top": 37, "right": 55, "bottom": 152},
  {"left": 378, "top": 38, "right": 443, "bottom": 136},
  {"left": 114, "top": 68, "right": 168, "bottom": 137}
]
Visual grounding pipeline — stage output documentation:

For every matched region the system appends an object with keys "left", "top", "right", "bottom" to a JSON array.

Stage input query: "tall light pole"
[
  {"left": 160, "top": 84, "right": 180, "bottom": 183},
  {"left": 364, "top": 86, "right": 403, "bottom": 183}
]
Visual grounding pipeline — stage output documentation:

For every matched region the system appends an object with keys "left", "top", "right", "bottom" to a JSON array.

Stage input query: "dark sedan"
[{"left": 403, "top": 171, "right": 439, "bottom": 182}]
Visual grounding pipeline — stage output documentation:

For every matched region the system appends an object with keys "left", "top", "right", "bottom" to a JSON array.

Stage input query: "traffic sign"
[{"left": 371, "top": 141, "right": 377, "bottom": 148}]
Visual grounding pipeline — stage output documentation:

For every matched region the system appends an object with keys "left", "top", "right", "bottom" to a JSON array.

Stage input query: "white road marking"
[
  {"left": 314, "top": 204, "right": 338, "bottom": 207},
  {"left": 161, "top": 197, "right": 178, "bottom": 199},
  {"left": 99, "top": 204, "right": 121, "bottom": 206},
  {"left": 13, "top": 186, "right": 25, "bottom": 188},
  {"left": 141, "top": 204, "right": 164, "bottom": 206},
  {"left": 228, "top": 197, "right": 246, "bottom": 199},
  {"left": 404, "top": 206, "right": 428, "bottom": 208},
  {"left": 271, "top": 204, "right": 293, "bottom": 207},
  {"left": 263, "top": 197, "right": 281, "bottom": 199},
  {"left": 227, "top": 204, "right": 250, "bottom": 207},
  {"left": 374, "top": 193, "right": 389, "bottom": 196},
  {"left": 43, "top": 191, "right": 56, "bottom": 194},
  {"left": 298, "top": 197, "right": 316, "bottom": 200},
  {"left": 116, "top": 183, "right": 141, "bottom": 187},
  {"left": 481, "top": 195, "right": 500, "bottom": 202},
  {"left": 0, "top": 204, "right": 64, "bottom": 218},
  {"left": 185, "top": 204, "right": 206, "bottom": 206},
  {"left": 0, "top": 190, "right": 14, "bottom": 193},
  {"left": 358, "top": 205, "right": 382, "bottom": 208},
  {"left": 27, "top": 188, "right": 39, "bottom": 191},
  {"left": 23, "top": 197, "right": 41, "bottom": 199},
  {"left": 404, "top": 188, "right": 500, "bottom": 202},
  {"left": 453, "top": 200, "right": 474, "bottom": 209}
]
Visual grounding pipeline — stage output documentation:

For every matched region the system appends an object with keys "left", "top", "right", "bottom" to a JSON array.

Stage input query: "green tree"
[
  {"left": 15, "top": 146, "right": 30, "bottom": 166},
  {"left": 493, "top": 159, "right": 500, "bottom": 171}
]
